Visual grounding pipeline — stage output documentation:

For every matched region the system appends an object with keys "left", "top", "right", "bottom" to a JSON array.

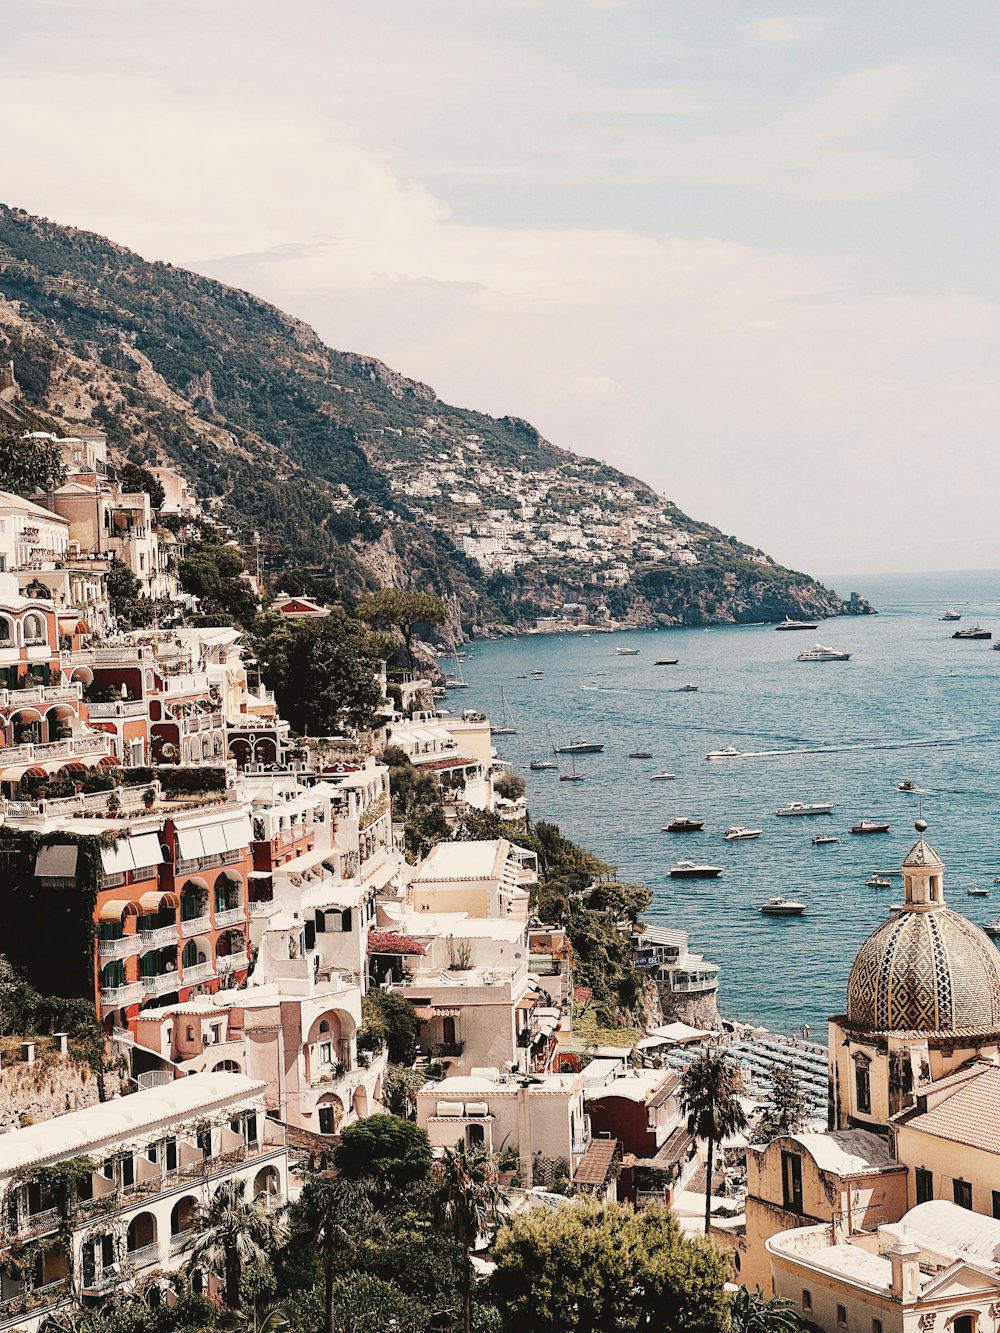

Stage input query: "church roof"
[{"left": 902, "top": 838, "right": 944, "bottom": 869}]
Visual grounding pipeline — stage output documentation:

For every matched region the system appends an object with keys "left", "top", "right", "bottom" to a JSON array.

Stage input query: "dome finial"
[{"left": 915, "top": 818, "right": 928, "bottom": 834}]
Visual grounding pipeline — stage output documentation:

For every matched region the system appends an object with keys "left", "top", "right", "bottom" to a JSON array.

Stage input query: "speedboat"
[
  {"left": 724, "top": 826, "right": 762, "bottom": 841},
  {"left": 614, "top": 647, "right": 640, "bottom": 656},
  {"left": 776, "top": 802, "right": 834, "bottom": 817},
  {"left": 796, "top": 643, "right": 851, "bottom": 662},
  {"left": 678, "top": 683, "right": 698, "bottom": 692},
  {"left": 759, "top": 897, "right": 805, "bottom": 916},
  {"left": 812, "top": 834, "right": 838, "bottom": 845},
  {"left": 650, "top": 772, "right": 676, "bottom": 781},
  {"left": 706, "top": 746, "right": 740, "bottom": 760},
  {"left": 663, "top": 817, "right": 705, "bottom": 833},
  {"left": 968, "top": 888, "right": 990, "bottom": 898},
  {"left": 851, "top": 819, "right": 891, "bottom": 835},
  {"left": 669, "top": 861, "right": 723, "bottom": 879},
  {"left": 953, "top": 626, "right": 991, "bottom": 639},
  {"left": 984, "top": 918, "right": 1000, "bottom": 940},
  {"left": 897, "top": 780, "right": 918, "bottom": 792},
  {"left": 654, "top": 659, "right": 678, "bottom": 666},
  {"left": 774, "top": 617, "right": 819, "bottom": 631},
  {"left": 530, "top": 669, "right": 544, "bottom": 678},
  {"left": 529, "top": 760, "right": 557, "bottom": 771},
  {"left": 941, "top": 609, "right": 961, "bottom": 621},
  {"left": 554, "top": 740, "right": 604, "bottom": 754},
  {"left": 628, "top": 751, "right": 653, "bottom": 759},
  {"left": 866, "top": 875, "right": 893, "bottom": 888}
]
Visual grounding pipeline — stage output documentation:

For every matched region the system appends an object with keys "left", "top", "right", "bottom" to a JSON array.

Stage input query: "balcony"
[
  {"left": 98, "top": 935, "right": 142, "bottom": 960},
  {"left": 0, "top": 734, "right": 110, "bottom": 766},
  {"left": 181, "top": 915, "right": 212, "bottom": 937},
  {"left": 20, "top": 1207, "right": 60, "bottom": 1237},
  {"left": 182, "top": 961, "right": 216, "bottom": 984},
  {"left": 127, "top": 1243, "right": 161, "bottom": 1269},
  {"left": 431, "top": 1042, "right": 465, "bottom": 1058},
  {"left": 140, "top": 924, "right": 179, "bottom": 949},
  {"left": 141, "top": 972, "right": 178, "bottom": 996},
  {"left": 214, "top": 905, "right": 245, "bottom": 929},
  {"left": 249, "top": 899, "right": 278, "bottom": 919},
  {"left": 169, "top": 1231, "right": 194, "bottom": 1256},
  {"left": 0, "top": 684, "right": 80, "bottom": 707},
  {"left": 87, "top": 699, "right": 148, "bottom": 719},
  {"left": 217, "top": 951, "right": 249, "bottom": 976},
  {"left": 100, "top": 982, "right": 144, "bottom": 1009}
]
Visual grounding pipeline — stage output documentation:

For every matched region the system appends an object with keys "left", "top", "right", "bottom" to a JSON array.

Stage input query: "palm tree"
[
  {"left": 292, "top": 1175, "right": 382, "bottom": 1333},
  {"left": 433, "top": 1142, "right": 503, "bottom": 1333},
  {"left": 220, "top": 1301, "right": 291, "bottom": 1332},
  {"left": 188, "top": 1177, "right": 285, "bottom": 1310},
  {"left": 729, "top": 1285, "right": 803, "bottom": 1332},
  {"left": 679, "top": 1049, "right": 748, "bottom": 1236}
]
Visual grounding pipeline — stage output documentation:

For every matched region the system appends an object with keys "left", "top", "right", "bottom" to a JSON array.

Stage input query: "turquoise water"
[{"left": 454, "top": 571, "right": 1000, "bottom": 1035}]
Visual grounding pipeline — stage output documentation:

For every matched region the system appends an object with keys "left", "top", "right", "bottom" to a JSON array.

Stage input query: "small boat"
[
  {"left": 812, "top": 834, "right": 838, "bottom": 845},
  {"left": 554, "top": 740, "right": 604, "bottom": 755},
  {"left": 724, "top": 826, "right": 762, "bottom": 841},
  {"left": 669, "top": 861, "right": 723, "bottom": 879},
  {"left": 759, "top": 897, "right": 805, "bottom": 916},
  {"left": 614, "top": 647, "right": 640, "bottom": 656},
  {"left": 851, "top": 819, "right": 891, "bottom": 835},
  {"left": 650, "top": 772, "right": 676, "bottom": 781},
  {"left": 706, "top": 746, "right": 740, "bottom": 760},
  {"left": 796, "top": 643, "right": 852, "bottom": 662},
  {"left": 941, "top": 609, "right": 962, "bottom": 621},
  {"left": 897, "top": 780, "right": 917, "bottom": 792},
  {"left": 663, "top": 817, "right": 705, "bottom": 833},
  {"left": 776, "top": 802, "right": 834, "bottom": 817},
  {"left": 968, "top": 888, "right": 990, "bottom": 898},
  {"left": 984, "top": 918, "right": 1000, "bottom": 940},
  {"left": 678, "top": 683, "right": 698, "bottom": 692},
  {"left": 629, "top": 750, "right": 653, "bottom": 759},
  {"left": 654, "top": 659, "right": 678, "bottom": 666},
  {"left": 559, "top": 757, "right": 585, "bottom": 783},
  {"left": 953, "top": 626, "right": 991, "bottom": 640},
  {"left": 866, "top": 875, "right": 893, "bottom": 888},
  {"left": 774, "top": 617, "right": 819, "bottom": 631},
  {"left": 530, "top": 669, "right": 544, "bottom": 678},
  {"left": 492, "top": 685, "right": 518, "bottom": 736},
  {"left": 529, "top": 760, "right": 557, "bottom": 771}
]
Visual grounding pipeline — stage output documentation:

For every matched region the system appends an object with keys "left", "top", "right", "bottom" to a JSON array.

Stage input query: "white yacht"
[
  {"left": 774, "top": 617, "right": 819, "bottom": 631},
  {"left": 669, "top": 861, "right": 723, "bottom": 879},
  {"left": 724, "top": 826, "right": 762, "bottom": 841},
  {"left": 941, "top": 609, "right": 962, "bottom": 621},
  {"left": 650, "top": 772, "right": 676, "bottom": 781},
  {"left": 614, "top": 646, "right": 640, "bottom": 656},
  {"left": 776, "top": 801, "right": 834, "bottom": 817},
  {"left": 706, "top": 746, "right": 740, "bottom": 760},
  {"left": 796, "top": 643, "right": 851, "bottom": 662},
  {"left": 759, "top": 897, "right": 805, "bottom": 916}
]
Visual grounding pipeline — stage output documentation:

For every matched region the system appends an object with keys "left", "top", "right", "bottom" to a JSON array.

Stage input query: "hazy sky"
[{"left": 4, "top": 2, "right": 998, "bottom": 577}]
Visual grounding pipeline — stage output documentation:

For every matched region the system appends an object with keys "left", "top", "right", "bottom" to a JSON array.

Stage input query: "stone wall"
[
  {"left": 0, "top": 1056, "right": 126, "bottom": 1133},
  {"left": 655, "top": 982, "right": 720, "bottom": 1032}
]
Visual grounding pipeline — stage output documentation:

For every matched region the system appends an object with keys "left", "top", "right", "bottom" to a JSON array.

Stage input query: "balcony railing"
[
  {"left": 140, "top": 924, "right": 179, "bottom": 948},
  {"left": 169, "top": 1231, "right": 194, "bottom": 1255},
  {"left": 182, "top": 961, "right": 216, "bottom": 984},
  {"left": 214, "top": 905, "right": 245, "bottom": 929},
  {"left": 141, "top": 972, "right": 178, "bottom": 996},
  {"left": 20, "top": 1207, "right": 60, "bottom": 1236},
  {"left": 98, "top": 935, "right": 142, "bottom": 960},
  {"left": 0, "top": 684, "right": 80, "bottom": 707},
  {"left": 249, "top": 899, "right": 278, "bottom": 918},
  {"left": 0, "top": 734, "right": 110, "bottom": 766},
  {"left": 181, "top": 915, "right": 211, "bottom": 937},
  {"left": 431, "top": 1041, "right": 465, "bottom": 1058},
  {"left": 100, "top": 982, "right": 144, "bottom": 1009},
  {"left": 217, "top": 951, "right": 249, "bottom": 975},
  {"left": 127, "top": 1243, "right": 161, "bottom": 1269},
  {"left": 87, "top": 699, "right": 148, "bottom": 718}
]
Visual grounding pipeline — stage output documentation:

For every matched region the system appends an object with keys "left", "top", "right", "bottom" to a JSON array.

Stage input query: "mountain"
[{"left": 0, "top": 204, "right": 869, "bottom": 632}]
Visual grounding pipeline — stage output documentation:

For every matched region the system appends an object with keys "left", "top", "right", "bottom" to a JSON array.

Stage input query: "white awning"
[
  {"left": 175, "top": 828, "right": 204, "bottom": 859},
  {"left": 200, "top": 824, "right": 228, "bottom": 856},
  {"left": 128, "top": 833, "right": 163, "bottom": 867},
  {"left": 223, "top": 816, "right": 253, "bottom": 851},
  {"left": 101, "top": 842, "right": 135, "bottom": 875}
]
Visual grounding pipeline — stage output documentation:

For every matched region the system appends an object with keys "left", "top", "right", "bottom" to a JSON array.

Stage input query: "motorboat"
[
  {"left": 941, "top": 609, "right": 962, "bottom": 621},
  {"left": 663, "top": 817, "right": 705, "bottom": 833},
  {"left": 706, "top": 746, "right": 740, "bottom": 760},
  {"left": 796, "top": 643, "right": 852, "bottom": 662},
  {"left": 851, "top": 819, "right": 891, "bottom": 835},
  {"left": 759, "top": 897, "right": 805, "bottom": 916},
  {"left": 628, "top": 750, "right": 653, "bottom": 759},
  {"left": 669, "top": 861, "right": 723, "bottom": 879},
  {"left": 774, "top": 617, "right": 819, "bottom": 631},
  {"left": 897, "top": 781, "right": 918, "bottom": 792},
  {"left": 993, "top": 642, "right": 1000, "bottom": 652},
  {"left": 654, "top": 659, "right": 679, "bottom": 666},
  {"left": 530, "top": 669, "right": 544, "bottom": 678},
  {"left": 968, "top": 888, "right": 990, "bottom": 898},
  {"left": 776, "top": 802, "right": 834, "bottom": 817},
  {"left": 614, "top": 647, "right": 640, "bottom": 656},
  {"left": 529, "top": 759, "right": 558, "bottom": 771},
  {"left": 554, "top": 740, "right": 604, "bottom": 754},
  {"left": 650, "top": 772, "right": 676, "bottom": 781},
  {"left": 953, "top": 626, "right": 991, "bottom": 639},
  {"left": 984, "top": 918, "right": 1000, "bottom": 940},
  {"left": 866, "top": 875, "right": 893, "bottom": 889},
  {"left": 724, "top": 826, "right": 762, "bottom": 841},
  {"left": 812, "top": 834, "right": 838, "bottom": 845},
  {"left": 678, "top": 683, "right": 699, "bottom": 692}
]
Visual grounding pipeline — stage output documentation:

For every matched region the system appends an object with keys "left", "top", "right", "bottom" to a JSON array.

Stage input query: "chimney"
[{"left": 888, "top": 1242, "right": 921, "bottom": 1303}]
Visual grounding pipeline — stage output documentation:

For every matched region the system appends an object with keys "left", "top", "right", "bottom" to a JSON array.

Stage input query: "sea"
[{"left": 451, "top": 570, "right": 1000, "bottom": 1036}]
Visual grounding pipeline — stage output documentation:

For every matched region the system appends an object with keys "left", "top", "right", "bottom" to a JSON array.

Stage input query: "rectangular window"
[
  {"left": 121, "top": 1154, "right": 134, "bottom": 1188},
  {"left": 915, "top": 1167, "right": 933, "bottom": 1203},
  {"left": 781, "top": 1150, "right": 803, "bottom": 1213},
  {"left": 165, "top": 1138, "right": 177, "bottom": 1173},
  {"left": 197, "top": 1127, "right": 212, "bottom": 1159},
  {"left": 953, "top": 1178, "right": 972, "bottom": 1210},
  {"left": 836, "top": 1304, "right": 847, "bottom": 1329},
  {"left": 992, "top": 1190, "right": 1000, "bottom": 1220},
  {"left": 855, "top": 1062, "right": 871, "bottom": 1114},
  {"left": 801, "top": 1290, "right": 812, "bottom": 1312},
  {"left": 246, "top": 1113, "right": 258, "bottom": 1146}
]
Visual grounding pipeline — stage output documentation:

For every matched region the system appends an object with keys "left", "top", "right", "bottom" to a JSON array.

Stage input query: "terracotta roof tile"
[
  {"left": 573, "top": 1137, "right": 618, "bottom": 1187},
  {"left": 903, "top": 1064, "right": 1000, "bottom": 1152}
]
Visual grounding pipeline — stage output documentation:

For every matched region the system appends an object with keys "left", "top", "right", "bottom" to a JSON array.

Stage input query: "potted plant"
[
  {"left": 142, "top": 787, "right": 156, "bottom": 809},
  {"left": 106, "top": 792, "right": 121, "bottom": 814}
]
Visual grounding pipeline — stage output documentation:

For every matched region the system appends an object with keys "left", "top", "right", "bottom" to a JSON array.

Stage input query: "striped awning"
[{"left": 98, "top": 898, "right": 136, "bottom": 921}]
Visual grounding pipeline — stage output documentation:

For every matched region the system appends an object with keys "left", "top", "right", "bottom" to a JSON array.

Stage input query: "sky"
[{"left": 3, "top": 1, "right": 999, "bottom": 578}]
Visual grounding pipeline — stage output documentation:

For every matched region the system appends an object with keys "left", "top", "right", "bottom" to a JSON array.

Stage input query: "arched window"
[
  {"left": 22, "top": 614, "right": 45, "bottom": 646},
  {"left": 0, "top": 617, "right": 13, "bottom": 646},
  {"left": 854, "top": 1054, "right": 872, "bottom": 1115}
]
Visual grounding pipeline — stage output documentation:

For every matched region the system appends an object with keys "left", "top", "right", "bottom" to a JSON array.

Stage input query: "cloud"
[{"left": 739, "top": 15, "right": 826, "bottom": 48}]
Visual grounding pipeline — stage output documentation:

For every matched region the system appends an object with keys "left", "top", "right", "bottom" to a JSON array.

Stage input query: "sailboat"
[
  {"left": 443, "top": 650, "right": 469, "bottom": 689},
  {"left": 492, "top": 686, "right": 517, "bottom": 735},
  {"left": 559, "top": 755, "right": 585, "bottom": 782}
]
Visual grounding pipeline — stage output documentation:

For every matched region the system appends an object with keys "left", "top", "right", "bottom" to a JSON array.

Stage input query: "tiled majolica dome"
[{"left": 846, "top": 835, "right": 1000, "bottom": 1033}]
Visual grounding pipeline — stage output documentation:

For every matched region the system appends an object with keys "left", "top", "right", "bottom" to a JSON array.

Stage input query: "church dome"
[{"left": 845, "top": 832, "right": 1000, "bottom": 1033}]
